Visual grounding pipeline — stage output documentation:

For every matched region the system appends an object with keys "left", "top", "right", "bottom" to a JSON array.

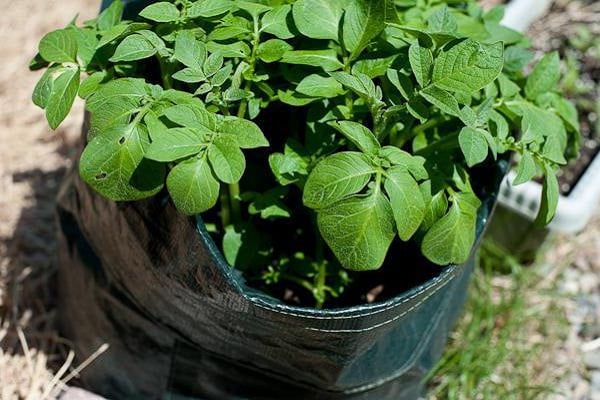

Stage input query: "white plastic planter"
[
  {"left": 500, "top": 0, "right": 553, "bottom": 32},
  {"left": 497, "top": 0, "right": 600, "bottom": 234}
]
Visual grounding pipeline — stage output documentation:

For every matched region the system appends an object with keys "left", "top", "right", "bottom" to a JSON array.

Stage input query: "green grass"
[{"left": 427, "top": 238, "right": 569, "bottom": 400}]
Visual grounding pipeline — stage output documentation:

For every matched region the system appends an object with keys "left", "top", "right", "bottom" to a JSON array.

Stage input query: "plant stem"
[
  {"left": 229, "top": 182, "right": 241, "bottom": 223},
  {"left": 315, "top": 261, "right": 326, "bottom": 309},
  {"left": 157, "top": 56, "right": 172, "bottom": 89},
  {"left": 219, "top": 186, "right": 231, "bottom": 230},
  {"left": 415, "top": 131, "right": 460, "bottom": 156},
  {"left": 312, "top": 212, "right": 327, "bottom": 309}
]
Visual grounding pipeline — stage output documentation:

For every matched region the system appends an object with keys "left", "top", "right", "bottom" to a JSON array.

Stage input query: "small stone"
[{"left": 584, "top": 350, "right": 600, "bottom": 370}]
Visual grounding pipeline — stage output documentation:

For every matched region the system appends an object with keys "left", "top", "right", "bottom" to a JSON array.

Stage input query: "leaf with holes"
[{"left": 79, "top": 123, "right": 165, "bottom": 201}]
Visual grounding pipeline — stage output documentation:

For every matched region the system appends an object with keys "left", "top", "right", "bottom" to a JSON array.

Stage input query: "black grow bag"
[
  {"left": 57, "top": 132, "right": 506, "bottom": 400},
  {"left": 56, "top": 3, "right": 508, "bottom": 399}
]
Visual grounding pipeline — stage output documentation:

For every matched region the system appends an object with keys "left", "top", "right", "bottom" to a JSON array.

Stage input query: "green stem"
[
  {"left": 219, "top": 186, "right": 231, "bottom": 230},
  {"left": 412, "top": 116, "right": 445, "bottom": 135},
  {"left": 157, "top": 56, "right": 172, "bottom": 89},
  {"left": 312, "top": 212, "right": 327, "bottom": 308},
  {"left": 315, "top": 261, "right": 327, "bottom": 309},
  {"left": 415, "top": 131, "right": 460, "bottom": 156},
  {"left": 392, "top": 116, "right": 446, "bottom": 148},
  {"left": 229, "top": 182, "right": 241, "bottom": 224}
]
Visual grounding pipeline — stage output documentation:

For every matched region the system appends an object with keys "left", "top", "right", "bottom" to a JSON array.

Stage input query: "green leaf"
[
  {"left": 317, "top": 191, "right": 395, "bottom": 271},
  {"left": 296, "top": 74, "right": 344, "bottom": 98},
  {"left": 432, "top": 39, "right": 504, "bottom": 93},
  {"left": 145, "top": 127, "right": 208, "bottom": 162},
  {"left": 79, "top": 123, "right": 164, "bottom": 201},
  {"left": 281, "top": 50, "right": 343, "bottom": 71},
  {"left": 488, "top": 110, "right": 508, "bottom": 139},
  {"left": 409, "top": 42, "right": 433, "bottom": 87},
  {"left": 139, "top": 2, "right": 180, "bottom": 22},
  {"left": 513, "top": 152, "right": 537, "bottom": 185},
  {"left": 167, "top": 155, "right": 220, "bottom": 215},
  {"left": 535, "top": 163, "right": 559, "bottom": 225},
  {"left": 352, "top": 55, "right": 396, "bottom": 78},
  {"left": 86, "top": 78, "right": 148, "bottom": 112},
  {"left": 261, "top": 5, "right": 294, "bottom": 39},
  {"left": 384, "top": 166, "right": 425, "bottom": 241},
  {"left": 223, "top": 224, "right": 244, "bottom": 266},
  {"left": 421, "top": 193, "right": 480, "bottom": 265},
  {"left": 172, "top": 68, "right": 206, "bottom": 83},
  {"left": 174, "top": 31, "right": 207, "bottom": 68},
  {"left": 332, "top": 71, "right": 378, "bottom": 100},
  {"left": 96, "top": 22, "right": 151, "bottom": 49},
  {"left": 32, "top": 66, "right": 58, "bottom": 108},
  {"left": 208, "top": 26, "right": 251, "bottom": 41},
  {"left": 188, "top": 0, "right": 234, "bottom": 18},
  {"left": 78, "top": 71, "right": 107, "bottom": 99},
  {"left": 39, "top": 29, "right": 78, "bottom": 63},
  {"left": 525, "top": 51, "right": 560, "bottom": 100},
  {"left": 204, "top": 52, "right": 224, "bottom": 76},
  {"left": 164, "top": 103, "right": 218, "bottom": 130},
  {"left": 329, "top": 121, "right": 380, "bottom": 154},
  {"left": 138, "top": 30, "right": 167, "bottom": 52},
  {"left": 420, "top": 86, "right": 461, "bottom": 117},
  {"left": 292, "top": 0, "right": 344, "bottom": 41},
  {"left": 69, "top": 26, "right": 99, "bottom": 67},
  {"left": 342, "top": 0, "right": 386, "bottom": 59},
  {"left": 386, "top": 69, "right": 414, "bottom": 100},
  {"left": 269, "top": 140, "right": 309, "bottom": 185},
  {"left": 85, "top": 78, "right": 148, "bottom": 137},
  {"left": 536, "top": 93, "right": 579, "bottom": 133},
  {"left": 541, "top": 134, "right": 567, "bottom": 165},
  {"left": 29, "top": 53, "right": 49, "bottom": 71},
  {"left": 503, "top": 45, "right": 532, "bottom": 73},
  {"left": 236, "top": 1, "right": 271, "bottom": 18},
  {"left": 497, "top": 73, "right": 520, "bottom": 98},
  {"left": 206, "top": 41, "right": 250, "bottom": 58},
  {"left": 247, "top": 188, "right": 291, "bottom": 219},
  {"left": 110, "top": 34, "right": 156, "bottom": 62},
  {"left": 379, "top": 146, "right": 428, "bottom": 180},
  {"left": 459, "top": 127, "right": 488, "bottom": 167},
  {"left": 220, "top": 117, "right": 269, "bottom": 149},
  {"left": 257, "top": 39, "right": 293, "bottom": 63},
  {"left": 97, "top": 0, "right": 124, "bottom": 31},
  {"left": 211, "top": 65, "right": 233, "bottom": 86},
  {"left": 407, "top": 97, "right": 429, "bottom": 123},
  {"left": 419, "top": 183, "right": 448, "bottom": 233},
  {"left": 518, "top": 103, "right": 567, "bottom": 149},
  {"left": 303, "top": 152, "right": 374, "bottom": 209},
  {"left": 46, "top": 67, "right": 80, "bottom": 129},
  {"left": 427, "top": 5, "right": 457, "bottom": 33},
  {"left": 208, "top": 135, "right": 246, "bottom": 184}
]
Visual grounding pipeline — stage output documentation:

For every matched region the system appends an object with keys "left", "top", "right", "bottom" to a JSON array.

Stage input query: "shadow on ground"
[{"left": 0, "top": 138, "right": 76, "bottom": 374}]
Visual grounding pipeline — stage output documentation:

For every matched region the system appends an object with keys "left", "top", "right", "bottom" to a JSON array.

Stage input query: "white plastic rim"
[
  {"left": 500, "top": 0, "right": 553, "bottom": 32},
  {"left": 499, "top": 152, "right": 600, "bottom": 233},
  {"left": 497, "top": 0, "right": 600, "bottom": 234}
]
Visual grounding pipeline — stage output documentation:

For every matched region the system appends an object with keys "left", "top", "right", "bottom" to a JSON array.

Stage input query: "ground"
[{"left": 0, "top": 1, "right": 598, "bottom": 399}]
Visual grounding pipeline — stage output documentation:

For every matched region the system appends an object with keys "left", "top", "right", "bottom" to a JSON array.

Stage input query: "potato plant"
[{"left": 32, "top": 0, "right": 580, "bottom": 307}]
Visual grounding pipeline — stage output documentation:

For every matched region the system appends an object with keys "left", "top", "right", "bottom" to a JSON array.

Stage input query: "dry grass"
[{"left": 0, "top": 0, "right": 100, "bottom": 399}]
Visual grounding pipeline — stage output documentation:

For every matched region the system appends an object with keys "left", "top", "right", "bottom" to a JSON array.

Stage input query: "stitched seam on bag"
[
  {"left": 248, "top": 268, "right": 455, "bottom": 322},
  {"left": 303, "top": 275, "right": 449, "bottom": 332}
]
